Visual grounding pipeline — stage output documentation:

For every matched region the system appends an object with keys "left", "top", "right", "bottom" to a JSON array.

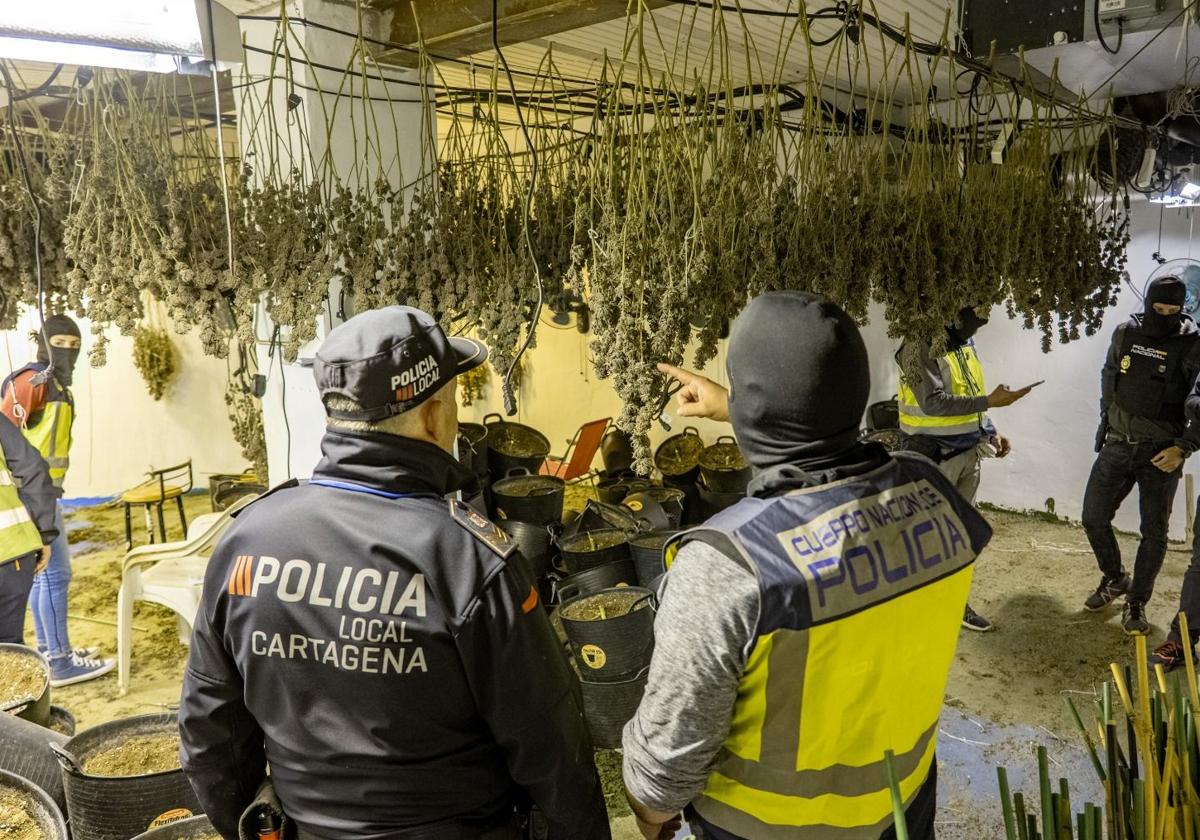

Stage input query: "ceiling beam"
[{"left": 384, "top": 0, "right": 670, "bottom": 66}]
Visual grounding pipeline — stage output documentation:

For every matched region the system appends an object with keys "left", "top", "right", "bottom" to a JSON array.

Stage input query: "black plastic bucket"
[
  {"left": 556, "top": 560, "right": 637, "bottom": 603},
  {"left": 578, "top": 667, "right": 650, "bottom": 749},
  {"left": 484, "top": 413, "right": 551, "bottom": 477},
  {"left": 596, "top": 472, "right": 651, "bottom": 505},
  {"left": 53, "top": 712, "right": 203, "bottom": 840},
  {"left": 0, "top": 705, "right": 68, "bottom": 814},
  {"left": 699, "top": 436, "right": 752, "bottom": 493},
  {"left": 457, "top": 423, "right": 490, "bottom": 481},
  {"left": 491, "top": 472, "right": 565, "bottom": 526},
  {"left": 560, "top": 588, "right": 655, "bottom": 682},
  {"left": 696, "top": 480, "right": 744, "bottom": 519},
  {"left": 0, "top": 766, "right": 68, "bottom": 839},
  {"left": 0, "top": 643, "right": 50, "bottom": 726},
  {"left": 626, "top": 487, "right": 685, "bottom": 529},
  {"left": 600, "top": 429, "right": 635, "bottom": 474},
  {"left": 558, "top": 528, "right": 630, "bottom": 575},
  {"left": 654, "top": 427, "right": 705, "bottom": 484},
  {"left": 629, "top": 531, "right": 677, "bottom": 587},
  {"left": 130, "top": 814, "right": 220, "bottom": 839},
  {"left": 566, "top": 500, "right": 640, "bottom": 537},
  {"left": 501, "top": 520, "right": 556, "bottom": 579}
]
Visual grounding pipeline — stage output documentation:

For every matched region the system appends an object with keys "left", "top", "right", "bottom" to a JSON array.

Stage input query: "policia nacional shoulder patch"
[{"left": 449, "top": 500, "right": 516, "bottom": 558}]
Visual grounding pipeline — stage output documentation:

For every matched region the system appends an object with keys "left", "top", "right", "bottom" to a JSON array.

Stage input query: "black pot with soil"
[
  {"left": 484, "top": 413, "right": 551, "bottom": 478},
  {"left": 0, "top": 704, "right": 69, "bottom": 814},
  {"left": 52, "top": 712, "right": 202, "bottom": 840},
  {"left": 491, "top": 472, "right": 565, "bottom": 526},
  {"left": 699, "top": 436, "right": 752, "bottom": 493},
  {"left": 560, "top": 587, "right": 655, "bottom": 683},
  {"left": 500, "top": 519, "right": 557, "bottom": 579},
  {"left": 0, "top": 766, "right": 68, "bottom": 840},
  {"left": 596, "top": 472, "right": 653, "bottom": 505},
  {"left": 563, "top": 500, "right": 640, "bottom": 538},
  {"left": 654, "top": 427, "right": 705, "bottom": 485},
  {"left": 628, "top": 531, "right": 678, "bottom": 587},
  {"left": 0, "top": 643, "right": 50, "bottom": 726},
  {"left": 555, "top": 559, "right": 638, "bottom": 603},
  {"left": 558, "top": 528, "right": 630, "bottom": 575}
]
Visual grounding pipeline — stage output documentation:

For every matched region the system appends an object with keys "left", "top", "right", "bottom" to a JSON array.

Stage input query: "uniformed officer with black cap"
[{"left": 179, "top": 306, "right": 610, "bottom": 840}]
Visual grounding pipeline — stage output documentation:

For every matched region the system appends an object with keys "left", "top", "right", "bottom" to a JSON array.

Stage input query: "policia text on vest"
[{"left": 652, "top": 456, "right": 992, "bottom": 840}]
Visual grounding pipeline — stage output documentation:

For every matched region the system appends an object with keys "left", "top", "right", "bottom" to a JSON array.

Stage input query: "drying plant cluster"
[{"left": 0, "top": 2, "right": 1130, "bottom": 470}]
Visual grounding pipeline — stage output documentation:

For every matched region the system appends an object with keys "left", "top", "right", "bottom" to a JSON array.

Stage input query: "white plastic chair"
[{"left": 116, "top": 495, "right": 257, "bottom": 693}]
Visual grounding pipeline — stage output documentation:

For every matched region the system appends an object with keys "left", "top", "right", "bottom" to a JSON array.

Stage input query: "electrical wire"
[
  {"left": 0, "top": 61, "right": 50, "bottom": 365},
  {"left": 1087, "top": 4, "right": 1191, "bottom": 100},
  {"left": 492, "top": 0, "right": 543, "bottom": 417},
  {"left": 1094, "top": 1, "right": 1124, "bottom": 55}
]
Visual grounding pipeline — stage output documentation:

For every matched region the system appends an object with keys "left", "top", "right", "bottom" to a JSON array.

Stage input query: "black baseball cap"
[{"left": 314, "top": 306, "right": 488, "bottom": 421}]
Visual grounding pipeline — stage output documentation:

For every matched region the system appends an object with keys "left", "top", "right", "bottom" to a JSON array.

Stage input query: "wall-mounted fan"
[{"left": 1145, "top": 259, "right": 1200, "bottom": 321}]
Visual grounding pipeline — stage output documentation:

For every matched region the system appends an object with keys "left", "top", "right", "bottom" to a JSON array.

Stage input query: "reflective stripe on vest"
[
  {"left": 0, "top": 448, "right": 43, "bottom": 564},
  {"left": 676, "top": 458, "right": 987, "bottom": 839},
  {"left": 896, "top": 344, "right": 986, "bottom": 437},
  {"left": 23, "top": 398, "right": 73, "bottom": 488}
]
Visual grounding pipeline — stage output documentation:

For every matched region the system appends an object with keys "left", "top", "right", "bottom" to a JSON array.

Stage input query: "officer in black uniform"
[
  {"left": 179, "top": 306, "right": 610, "bottom": 840},
  {"left": 1082, "top": 275, "right": 1200, "bottom": 635}
]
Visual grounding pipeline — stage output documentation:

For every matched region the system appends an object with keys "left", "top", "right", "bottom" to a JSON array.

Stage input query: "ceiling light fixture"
[{"left": 0, "top": 0, "right": 240, "bottom": 74}]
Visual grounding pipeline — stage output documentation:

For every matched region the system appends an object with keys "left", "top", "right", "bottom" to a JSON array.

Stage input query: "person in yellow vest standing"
[
  {"left": 1, "top": 315, "right": 114, "bottom": 686},
  {"left": 895, "top": 306, "right": 1032, "bottom": 632},
  {"left": 624, "top": 292, "right": 994, "bottom": 840},
  {"left": 0, "top": 410, "right": 59, "bottom": 644}
]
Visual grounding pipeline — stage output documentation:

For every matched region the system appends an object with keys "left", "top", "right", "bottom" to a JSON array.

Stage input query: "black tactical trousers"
[
  {"left": 0, "top": 554, "right": 36, "bottom": 643},
  {"left": 1082, "top": 440, "right": 1182, "bottom": 605}
]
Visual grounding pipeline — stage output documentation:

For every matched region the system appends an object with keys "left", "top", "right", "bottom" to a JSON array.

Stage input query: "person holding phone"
[
  {"left": 895, "top": 305, "right": 1032, "bottom": 633},
  {"left": 1083, "top": 276, "right": 1200, "bottom": 637}
]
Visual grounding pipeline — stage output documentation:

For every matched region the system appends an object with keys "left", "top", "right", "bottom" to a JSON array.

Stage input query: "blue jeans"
[{"left": 30, "top": 503, "right": 72, "bottom": 658}]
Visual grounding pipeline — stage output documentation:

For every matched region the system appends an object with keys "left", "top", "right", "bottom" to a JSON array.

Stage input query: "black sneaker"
[
  {"left": 1122, "top": 601, "right": 1150, "bottom": 636},
  {"left": 1149, "top": 640, "right": 1190, "bottom": 672},
  {"left": 962, "top": 604, "right": 995, "bottom": 632},
  {"left": 1084, "top": 575, "right": 1131, "bottom": 612}
]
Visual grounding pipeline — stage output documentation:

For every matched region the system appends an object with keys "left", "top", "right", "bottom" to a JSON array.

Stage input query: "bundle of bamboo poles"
[{"left": 990, "top": 615, "right": 1200, "bottom": 840}]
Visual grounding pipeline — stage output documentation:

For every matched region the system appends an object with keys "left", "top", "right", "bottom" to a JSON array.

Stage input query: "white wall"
[
  {"left": 261, "top": 198, "right": 1200, "bottom": 540},
  {"left": 1, "top": 311, "right": 247, "bottom": 499}
]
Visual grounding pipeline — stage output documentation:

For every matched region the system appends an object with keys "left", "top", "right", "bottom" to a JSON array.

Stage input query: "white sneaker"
[{"left": 48, "top": 652, "right": 116, "bottom": 688}]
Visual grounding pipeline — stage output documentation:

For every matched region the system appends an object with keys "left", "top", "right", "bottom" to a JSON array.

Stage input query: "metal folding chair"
[{"left": 540, "top": 418, "right": 611, "bottom": 485}]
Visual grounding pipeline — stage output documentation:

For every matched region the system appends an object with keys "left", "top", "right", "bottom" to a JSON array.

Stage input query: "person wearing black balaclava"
[
  {"left": 0, "top": 314, "right": 114, "bottom": 687},
  {"left": 1080, "top": 276, "right": 1200, "bottom": 644},
  {"left": 894, "top": 306, "right": 1033, "bottom": 632},
  {"left": 623, "top": 292, "right": 993, "bottom": 840}
]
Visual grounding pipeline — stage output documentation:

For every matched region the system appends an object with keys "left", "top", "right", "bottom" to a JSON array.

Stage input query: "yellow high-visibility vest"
[
  {"left": 23, "top": 397, "right": 72, "bottom": 489},
  {"left": 667, "top": 455, "right": 986, "bottom": 839},
  {"left": 897, "top": 344, "right": 987, "bottom": 438},
  {"left": 0, "top": 446, "right": 44, "bottom": 565}
]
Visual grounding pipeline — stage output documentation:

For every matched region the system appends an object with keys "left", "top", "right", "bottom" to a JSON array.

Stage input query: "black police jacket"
[{"left": 179, "top": 430, "right": 610, "bottom": 840}]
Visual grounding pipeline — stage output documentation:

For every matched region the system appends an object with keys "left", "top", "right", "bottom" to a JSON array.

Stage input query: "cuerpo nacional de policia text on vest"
[
  {"left": 897, "top": 344, "right": 986, "bottom": 438},
  {"left": 0, "top": 444, "right": 44, "bottom": 564},
  {"left": 665, "top": 453, "right": 992, "bottom": 839}
]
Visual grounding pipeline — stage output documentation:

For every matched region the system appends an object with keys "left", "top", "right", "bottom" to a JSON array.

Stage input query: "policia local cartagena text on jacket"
[{"left": 178, "top": 306, "right": 608, "bottom": 840}]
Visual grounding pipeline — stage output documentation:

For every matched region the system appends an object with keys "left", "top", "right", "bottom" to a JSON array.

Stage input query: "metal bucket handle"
[
  {"left": 682, "top": 427, "right": 701, "bottom": 438},
  {"left": 503, "top": 467, "right": 532, "bottom": 479},
  {"left": 483, "top": 413, "right": 503, "bottom": 426},
  {"left": 49, "top": 742, "right": 83, "bottom": 775},
  {"left": 715, "top": 435, "right": 737, "bottom": 445}
]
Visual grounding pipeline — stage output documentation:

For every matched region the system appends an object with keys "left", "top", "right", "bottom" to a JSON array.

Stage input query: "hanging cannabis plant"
[{"left": 132, "top": 326, "right": 178, "bottom": 401}]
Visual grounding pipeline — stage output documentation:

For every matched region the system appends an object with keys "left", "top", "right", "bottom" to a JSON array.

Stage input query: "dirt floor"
[{"left": 22, "top": 495, "right": 1177, "bottom": 838}]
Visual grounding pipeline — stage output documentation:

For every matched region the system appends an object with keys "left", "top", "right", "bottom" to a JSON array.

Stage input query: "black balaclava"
[
  {"left": 727, "top": 291, "right": 884, "bottom": 497},
  {"left": 1141, "top": 276, "right": 1187, "bottom": 339},
  {"left": 946, "top": 306, "right": 989, "bottom": 350},
  {"left": 36, "top": 315, "right": 81, "bottom": 387}
]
